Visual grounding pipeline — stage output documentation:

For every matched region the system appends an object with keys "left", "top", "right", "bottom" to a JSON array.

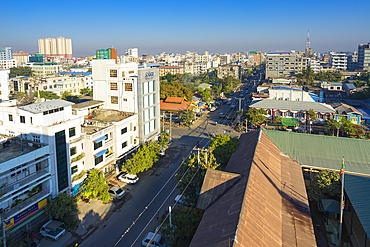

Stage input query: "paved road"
[{"left": 68, "top": 110, "right": 240, "bottom": 247}]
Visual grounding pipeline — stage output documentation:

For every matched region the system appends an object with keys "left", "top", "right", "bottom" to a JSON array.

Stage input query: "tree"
[
  {"left": 82, "top": 169, "right": 109, "bottom": 202},
  {"left": 245, "top": 108, "right": 267, "bottom": 128},
  {"left": 209, "top": 134, "right": 239, "bottom": 167},
  {"left": 199, "top": 88, "right": 212, "bottom": 101},
  {"left": 160, "top": 82, "right": 193, "bottom": 100},
  {"left": 213, "top": 84, "right": 222, "bottom": 97},
  {"left": 9, "top": 66, "right": 34, "bottom": 78},
  {"left": 340, "top": 117, "right": 355, "bottom": 137},
  {"left": 302, "top": 66, "right": 315, "bottom": 84},
  {"left": 307, "top": 170, "right": 340, "bottom": 201},
  {"left": 34, "top": 91, "right": 59, "bottom": 99},
  {"left": 325, "top": 118, "right": 340, "bottom": 136},
  {"left": 45, "top": 193, "right": 78, "bottom": 229},
  {"left": 122, "top": 141, "right": 160, "bottom": 174},
  {"left": 61, "top": 91, "right": 80, "bottom": 103},
  {"left": 273, "top": 115, "right": 282, "bottom": 124},
  {"left": 80, "top": 88, "right": 90, "bottom": 95},
  {"left": 307, "top": 109, "right": 317, "bottom": 121},
  {"left": 180, "top": 111, "right": 195, "bottom": 125},
  {"left": 87, "top": 68, "right": 92, "bottom": 72}
]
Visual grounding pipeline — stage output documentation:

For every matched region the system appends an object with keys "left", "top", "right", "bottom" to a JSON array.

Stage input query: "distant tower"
[{"left": 305, "top": 29, "right": 312, "bottom": 56}]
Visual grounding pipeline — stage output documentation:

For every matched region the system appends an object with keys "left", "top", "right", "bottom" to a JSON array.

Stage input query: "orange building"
[{"left": 159, "top": 66, "right": 184, "bottom": 76}]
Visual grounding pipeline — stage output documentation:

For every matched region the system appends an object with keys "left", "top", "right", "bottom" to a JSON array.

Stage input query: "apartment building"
[
  {"left": 307, "top": 58, "right": 320, "bottom": 73},
  {"left": 38, "top": 37, "right": 72, "bottom": 59},
  {"left": 12, "top": 51, "right": 29, "bottom": 65},
  {"left": 0, "top": 70, "right": 10, "bottom": 102},
  {"left": 0, "top": 59, "right": 17, "bottom": 70},
  {"left": 347, "top": 53, "right": 358, "bottom": 72},
  {"left": 92, "top": 60, "right": 160, "bottom": 143},
  {"left": 329, "top": 52, "right": 347, "bottom": 70},
  {"left": 96, "top": 48, "right": 117, "bottom": 62},
  {"left": 30, "top": 62, "right": 63, "bottom": 76},
  {"left": 126, "top": 48, "right": 138, "bottom": 58},
  {"left": 216, "top": 64, "right": 241, "bottom": 79},
  {"left": 0, "top": 135, "right": 51, "bottom": 240},
  {"left": 265, "top": 51, "right": 307, "bottom": 79},
  {"left": 159, "top": 66, "right": 184, "bottom": 76},
  {"left": 0, "top": 47, "right": 12, "bottom": 60},
  {"left": 358, "top": 42, "right": 370, "bottom": 71}
]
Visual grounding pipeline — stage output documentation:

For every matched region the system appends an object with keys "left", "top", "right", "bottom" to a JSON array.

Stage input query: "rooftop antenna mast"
[{"left": 306, "top": 29, "right": 310, "bottom": 49}]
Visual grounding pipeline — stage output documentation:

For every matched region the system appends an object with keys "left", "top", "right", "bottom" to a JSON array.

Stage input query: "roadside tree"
[
  {"left": 82, "top": 169, "right": 109, "bottom": 202},
  {"left": 34, "top": 91, "right": 59, "bottom": 99},
  {"left": 307, "top": 170, "right": 340, "bottom": 201},
  {"left": 209, "top": 134, "right": 239, "bottom": 167},
  {"left": 122, "top": 141, "right": 160, "bottom": 174},
  {"left": 245, "top": 108, "right": 267, "bottom": 128},
  {"left": 180, "top": 110, "right": 195, "bottom": 126},
  {"left": 45, "top": 193, "right": 78, "bottom": 229}
]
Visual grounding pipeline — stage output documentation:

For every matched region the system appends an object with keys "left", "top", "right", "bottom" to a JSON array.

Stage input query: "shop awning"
[
  {"left": 93, "top": 135, "right": 107, "bottom": 143},
  {"left": 94, "top": 149, "right": 108, "bottom": 158},
  {"left": 281, "top": 118, "right": 299, "bottom": 126}
]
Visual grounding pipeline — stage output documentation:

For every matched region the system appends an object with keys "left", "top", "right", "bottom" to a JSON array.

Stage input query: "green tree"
[
  {"left": 175, "top": 151, "right": 220, "bottom": 205},
  {"left": 45, "top": 193, "right": 78, "bottom": 229},
  {"left": 213, "top": 84, "right": 222, "bottom": 97},
  {"left": 245, "top": 108, "right": 267, "bottom": 128},
  {"left": 308, "top": 109, "right": 317, "bottom": 121},
  {"left": 180, "top": 110, "right": 195, "bottom": 125},
  {"left": 340, "top": 117, "right": 355, "bottom": 136},
  {"left": 87, "top": 68, "right": 92, "bottom": 72},
  {"left": 122, "top": 141, "right": 160, "bottom": 174},
  {"left": 273, "top": 115, "right": 282, "bottom": 124},
  {"left": 199, "top": 88, "right": 212, "bottom": 101},
  {"left": 9, "top": 66, "right": 34, "bottom": 78},
  {"left": 80, "top": 88, "right": 90, "bottom": 95},
  {"left": 307, "top": 170, "right": 340, "bottom": 201},
  {"left": 82, "top": 169, "right": 109, "bottom": 201},
  {"left": 61, "top": 91, "right": 80, "bottom": 103},
  {"left": 160, "top": 82, "right": 193, "bottom": 100},
  {"left": 209, "top": 134, "right": 239, "bottom": 167},
  {"left": 325, "top": 118, "right": 340, "bottom": 136},
  {"left": 302, "top": 66, "right": 315, "bottom": 84},
  {"left": 34, "top": 91, "right": 59, "bottom": 99}
]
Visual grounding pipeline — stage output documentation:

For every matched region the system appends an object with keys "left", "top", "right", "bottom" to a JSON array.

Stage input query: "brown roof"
[
  {"left": 159, "top": 66, "right": 183, "bottom": 69},
  {"left": 331, "top": 102, "right": 362, "bottom": 115},
  {"left": 190, "top": 130, "right": 316, "bottom": 247},
  {"left": 160, "top": 98, "right": 192, "bottom": 112},
  {"left": 165, "top": 97, "right": 184, "bottom": 103}
]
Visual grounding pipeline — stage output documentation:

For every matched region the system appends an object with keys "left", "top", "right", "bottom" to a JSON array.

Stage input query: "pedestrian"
[{"left": 156, "top": 211, "right": 159, "bottom": 221}]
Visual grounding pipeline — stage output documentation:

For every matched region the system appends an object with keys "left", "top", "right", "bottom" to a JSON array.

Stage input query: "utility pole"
[
  {"left": 169, "top": 112, "right": 172, "bottom": 137},
  {"left": 162, "top": 113, "right": 164, "bottom": 132},
  {"left": 1, "top": 216, "right": 6, "bottom": 247},
  {"left": 245, "top": 119, "right": 248, "bottom": 132},
  {"left": 192, "top": 146, "right": 211, "bottom": 168}
]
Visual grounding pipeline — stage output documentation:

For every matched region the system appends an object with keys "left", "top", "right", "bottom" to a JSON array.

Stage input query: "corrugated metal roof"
[
  {"left": 263, "top": 130, "right": 370, "bottom": 175},
  {"left": 190, "top": 131, "right": 316, "bottom": 247},
  {"left": 344, "top": 175, "right": 370, "bottom": 238},
  {"left": 250, "top": 99, "right": 335, "bottom": 113},
  {"left": 19, "top": 99, "right": 74, "bottom": 114},
  {"left": 356, "top": 107, "right": 370, "bottom": 119}
]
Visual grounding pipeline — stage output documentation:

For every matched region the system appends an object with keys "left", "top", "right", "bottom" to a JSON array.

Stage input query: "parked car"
[
  {"left": 230, "top": 105, "right": 236, "bottom": 109},
  {"left": 219, "top": 112, "right": 224, "bottom": 118},
  {"left": 227, "top": 100, "right": 232, "bottom": 105},
  {"left": 40, "top": 220, "right": 65, "bottom": 241},
  {"left": 118, "top": 173, "right": 139, "bottom": 184},
  {"left": 108, "top": 186, "right": 126, "bottom": 199},
  {"left": 142, "top": 232, "right": 167, "bottom": 247}
]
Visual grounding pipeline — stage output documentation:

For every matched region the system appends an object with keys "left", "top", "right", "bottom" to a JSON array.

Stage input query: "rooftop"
[
  {"left": 18, "top": 99, "right": 73, "bottom": 114},
  {"left": 249, "top": 99, "right": 336, "bottom": 113},
  {"left": 0, "top": 135, "right": 47, "bottom": 164},
  {"left": 72, "top": 100, "right": 105, "bottom": 110}
]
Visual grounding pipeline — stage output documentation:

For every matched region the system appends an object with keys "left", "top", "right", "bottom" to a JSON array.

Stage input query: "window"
[
  {"left": 122, "top": 71, "right": 125, "bottom": 77},
  {"left": 129, "top": 70, "right": 134, "bottom": 74},
  {"left": 8, "top": 114, "right": 13, "bottom": 121},
  {"left": 69, "top": 127, "right": 76, "bottom": 138},
  {"left": 110, "top": 69, "right": 117, "bottom": 78},
  {"left": 122, "top": 141, "right": 127, "bottom": 149},
  {"left": 121, "top": 127, "right": 127, "bottom": 135},
  {"left": 110, "top": 82, "right": 118, "bottom": 91},
  {"left": 125, "top": 83, "right": 132, "bottom": 91},
  {"left": 20, "top": 116, "right": 25, "bottom": 123},
  {"left": 123, "top": 98, "right": 127, "bottom": 102},
  {"left": 111, "top": 96, "right": 118, "bottom": 104},
  {"left": 70, "top": 147, "right": 76, "bottom": 156},
  {"left": 95, "top": 156, "right": 103, "bottom": 166},
  {"left": 71, "top": 166, "right": 78, "bottom": 174},
  {"left": 94, "top": 141, "right": 102, "bottom": 150}
]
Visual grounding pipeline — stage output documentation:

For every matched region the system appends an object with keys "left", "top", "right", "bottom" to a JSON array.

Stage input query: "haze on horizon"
[{"left": 1, "top": 0, "right": 370, "bottom": 57}]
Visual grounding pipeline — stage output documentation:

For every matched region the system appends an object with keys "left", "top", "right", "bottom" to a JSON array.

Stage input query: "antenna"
[{"left": 306, "top": 29, "right": 310, "bottom": 49}]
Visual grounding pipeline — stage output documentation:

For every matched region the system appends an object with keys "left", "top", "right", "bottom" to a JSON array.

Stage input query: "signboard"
[
  {"left": 145, "top": 71, "right": 154, "bottom": 79},
  {"left": 5, "top": 198, "right": 47, "bottom": 231}
]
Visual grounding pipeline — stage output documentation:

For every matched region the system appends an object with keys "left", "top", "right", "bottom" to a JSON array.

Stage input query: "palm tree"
[
  {"left": 340, "top": 117, "right": 355, "bottom": 137},
  {"left": 302, "top": 66, "right": 315, "bottom": 85},
  {"left": 325, "top": 118, "right": 340, "bottom": 136}
]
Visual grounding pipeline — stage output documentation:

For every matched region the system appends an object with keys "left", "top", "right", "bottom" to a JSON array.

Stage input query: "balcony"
[
  {"left": 71, "top": 153, "right": 85, "bottom": 163},
  {"left": 105, "top": 151, "right": 115, "bottom": 163},
  {"left": 0, "top": 168, "right": 50, "bottom": 199},
  {"left": 1, "top": 186, "right": 50, "bottom": 219}
]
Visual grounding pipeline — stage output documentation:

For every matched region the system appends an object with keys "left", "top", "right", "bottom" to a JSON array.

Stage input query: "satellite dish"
[{"left": 16, "top": 90, "right": 35, "bottom": 106}]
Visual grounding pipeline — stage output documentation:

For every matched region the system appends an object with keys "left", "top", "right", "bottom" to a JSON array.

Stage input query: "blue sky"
[{"left": 1, "top": 0, "right": 370, "bottom": 56}]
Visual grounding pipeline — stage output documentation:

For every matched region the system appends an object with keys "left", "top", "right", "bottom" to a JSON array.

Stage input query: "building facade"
[
  {"left": 0, "top": 70, "right": 10, "bottom": 102},
  {"left": 329, "top": 52, "right": 347, "bottom": 70},
  {"left": 265, "top": 51, "right": 307, "bottom": 79},
  {"left": 347, "top": 53, "right": 358, "bottom": 72},
  {"left": 0, "top": 47, "right": 12, "bottom": 60},
  {"left": 96, "top": 48, "right": 117, "bottom": 62},
  {"left": 358, "top": 43, "right": 370, "bottom": 72},
  {"left": 31, "top": 62, "right": 63, "bottom": 76},
  {"left": 159, "top": 66, "right": 184, "bottom": 76},
  {"left": 38, "top": 37, "right": 72, "bottom": 59},
  {"left": 12, "top": 51, "right": 29, "bottom": 65},
  {"left": 0, "top": 59, "right": 17, "bottom": 70}
]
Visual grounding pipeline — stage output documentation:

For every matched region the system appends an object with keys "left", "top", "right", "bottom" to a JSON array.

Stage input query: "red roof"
[
  {"left": 160, "top": 100, "right": 191, "bottom": 112},
  {"left": 164, "top": 97, "right": 184, "bottom": 103},
  {"left": 159, "top": 66, "right": 183, "bottom": 69}
]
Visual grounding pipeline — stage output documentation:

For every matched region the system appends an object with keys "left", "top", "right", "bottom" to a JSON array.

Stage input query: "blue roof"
[
  {"left": 58, "top": 72, "right": 92, "bottom": 76},
  {"left": 13, "top": 76, "right": 29, "bottom": 79},
  {"left": 93, "top": 135, "right": 107, "bottom": 143},
  {"left": 356, "top": 108, "right": 370, "bottom": 119},
  {"left": 94, "top": 149, "right": 108, "bottom": 158},
  {"left": 346, "top": 83, "right": 357, "bottom": 90},
  {"left": 272, "top": 86, "right": 301, "bottom": 91}
]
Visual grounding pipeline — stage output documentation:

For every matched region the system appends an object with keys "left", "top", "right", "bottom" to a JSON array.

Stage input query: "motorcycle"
[{"left": 81, "top": 196, "right": 90, "bottom": 203}]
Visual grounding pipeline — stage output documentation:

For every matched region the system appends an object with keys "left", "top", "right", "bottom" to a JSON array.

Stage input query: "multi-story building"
[
  {"left": 96, "top": 48, "right": 117, "bottom": 63},
  {"left": 0, "top": 135, "right": 51, "bottom": 241},
  {"left": 0, "top": 70, "right": 10, "bottom": 102},
  {"left": 329, "top": 52, "right": 347, "bottom": 70},
  {"left": 159, "top": 66, "right": 184, "bottom": 76},
  {"left": 265, "top": 51, "right": 307, "bottom": 79},
  {"left": 12, "top": 51, "right": 29, "bottom": 65},
  {"left": 92, "top": 60, "right": 160, "bottom": 143},
  {"left": 307, "top": 58, "right": 320, "bottom": 73},
  {"left": 0, "top": 59, "right": 17, "bottom": 70},
  {"left": 216, "top": 64, "right": 241, "bottom": 79},
  {"left": 30, "top": 62, "right": 63, "bottom": 76},
  {"left": 347, "top": 53, "right": 358, "bottom": 72},
  {"left": 29, "top": 54, "right": 44, "bottom": 63},
  {"left": 0, "top": 47, "right": 12, "bottom": 60},
  {"left": 126, "top": 48, "right": 138, "bottom": 58},
  {"left": 357, "top": 42, "right": 370, "bottom": 72},
  {"left": 38, "top": 37, "right": 72, "bottom": 59},
  {"left": 0, "top": 99, "right": 84, "bottom": 195}
]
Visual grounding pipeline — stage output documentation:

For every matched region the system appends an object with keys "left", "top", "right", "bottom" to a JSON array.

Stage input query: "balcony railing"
[
  {"left": 1, "top": 186, "right": 50, "bottom": 219},
  {"left": 0, "top": 168, "right": 50, "bottom": 199},
  {"left": 71, "top": 153, "right": 85, "bottom": 163}
]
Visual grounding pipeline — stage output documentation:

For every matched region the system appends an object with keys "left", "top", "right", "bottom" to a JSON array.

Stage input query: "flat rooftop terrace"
[{"left": 0, "top": 136, "right": 47, "bottom": 164}]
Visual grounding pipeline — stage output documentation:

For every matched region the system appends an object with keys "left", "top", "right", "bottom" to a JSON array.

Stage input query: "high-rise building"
[
  {"left": 265, "top": 51, "right": 307, "bottom": 79},
  {"left": 329, "top": 52, "right": 347, "bottom": 70},
  {"left": 0, "top": 47, "right": 12, "bottom": 60},
  {"left": 12, "top": 51, "right": 29, "bottom": 65},
  {"left": 357, "top": 42, "right": 370, "bottom": 72},
  {"left": 96, "top": 48, "right": 117, "bottom": 62},
  {"left": 38, "top": 37, "right": 72, "bottom": 59},
  {"left": 126, "top": 48, "right": 138, "bottom": 58},
  {"left": 347, "top": 53, "right": 358, "bottom": 72}
]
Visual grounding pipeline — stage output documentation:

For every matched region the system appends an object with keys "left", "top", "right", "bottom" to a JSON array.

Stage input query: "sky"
[{"left": 1, "top": 0, "right": 370, "bottom": 57}]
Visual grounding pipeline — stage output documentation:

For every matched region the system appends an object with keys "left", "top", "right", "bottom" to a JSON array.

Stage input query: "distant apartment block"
[
  {"left": 29, "top": 54, "right": 44, "bottom": 63},
  {"left": 38, "top": 37, "right": 72, "bottom": 59},
  {"left": 0, "top": 59, "right": 17, "bottom": 70},
  {"left": 347, "top": 53, "right": 358, "bottom": 72},
  {"left": 159, "top": 66, "right": 184, "bottom": 76},
  {"left": 31, "top": 62, "right": 62, "bottom": 76},
  {"left": 217, "top": 64, "right": 241, "bottom": 80},
  {"left": 265, "top": 51, "right": 307, "bottom": 79},
  {"left": 0, "top": 47, "right": 12, "bottom": 60},
  {"left": 329, "top": 52, "right": 347, "bottom": 70},
  {"left": 307, "top": 58, "right": 320, "bottom": 73},
  {"left": 126, "top": 48, "right": 138, "bottom": 58},
  {"left": 357, "top": 42, "right": 370, "bottom": 71},
  {"left": 96, "top": 48, "right": 117, "bottom": 63},
  {"left": 12, "top": 51, "right": 29, "bottom": 65}
]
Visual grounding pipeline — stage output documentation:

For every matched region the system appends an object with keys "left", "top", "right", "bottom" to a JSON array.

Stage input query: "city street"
[{"left": 61, "top": 104, "right": 242, "bottom": 247}]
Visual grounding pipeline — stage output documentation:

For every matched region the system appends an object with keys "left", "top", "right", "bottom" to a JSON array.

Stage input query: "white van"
[{"left": 142, "top": 232, "right": 167, "bottom": 247}]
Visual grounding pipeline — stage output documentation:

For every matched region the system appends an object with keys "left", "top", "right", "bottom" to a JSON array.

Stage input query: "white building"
[
  {"left": 92, "top": 60, "right": 160, "bottom": 143},
  {"left": 0, "top": 47, "right": 12, "bottom": 60},
  {"left": 307, "top": 58, "right": 320, "bottom": 73},
  {"left": 0, "top": 59, "right": 17, "bottom": 69},
  {"left": 329, "top": 52, "right": 347, "bottom": 70},
  {"left": 0, "top": 69, "right": 10, "bottom": 101},
  {"left": 38, "top": 37, "right": 72, "bottom": 59},
  {"left": 126, "top": 48, "right": 139, "bottom": 58}
]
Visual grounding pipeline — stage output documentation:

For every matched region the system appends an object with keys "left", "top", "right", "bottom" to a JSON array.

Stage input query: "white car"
[
  {"left": 142, "top": 232, "right": 167, "bottom": 247},
  {"left": 118, "top": 173, "right": 139, "bottom": 184},
  {"left": 40, "top": 220, "right": 65, "bottom": 241},
  {"left": 108, "top": 186, "right": 126, "bottom": 199}
]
